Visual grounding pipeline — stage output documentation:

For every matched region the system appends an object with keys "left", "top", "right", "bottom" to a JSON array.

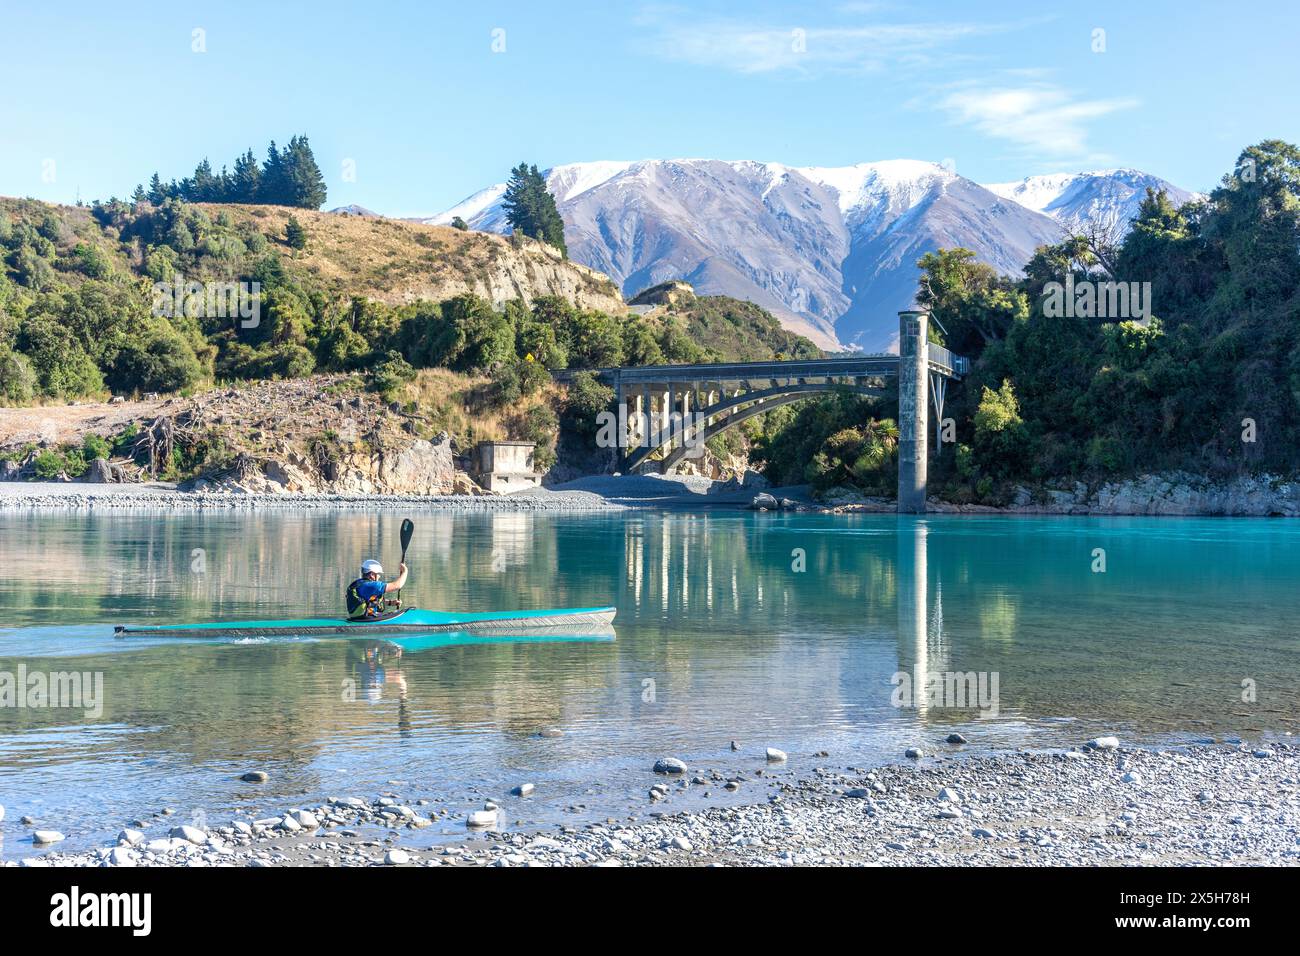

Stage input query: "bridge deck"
[{"left": 554, "top": 351, "right": 966, "bottom": 384}]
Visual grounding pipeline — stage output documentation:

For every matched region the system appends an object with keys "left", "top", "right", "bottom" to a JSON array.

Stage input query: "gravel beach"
[
  {"left": 0, "top": 475, "right": 808, "bottom": 512},
  {"left": 12, "top": 741, "right": 1297, "bottom": 868}
]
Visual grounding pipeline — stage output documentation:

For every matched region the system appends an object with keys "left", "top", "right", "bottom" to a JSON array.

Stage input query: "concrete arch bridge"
[{"left": 551, "top": 311, "right": 968, "bottom": 511}]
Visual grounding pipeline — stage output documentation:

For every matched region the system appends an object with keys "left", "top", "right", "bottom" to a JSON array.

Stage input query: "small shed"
[{"left": 471, "top": 441, "right": 540, "bottom": 491}]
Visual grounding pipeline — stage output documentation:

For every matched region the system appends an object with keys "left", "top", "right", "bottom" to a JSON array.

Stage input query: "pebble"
[
  {"left": 1121, "top": 771, "right": 1142, "bottom": 784},
  {"left": 766, "top": 748, "right": 788, "bottom": 762},
  {"left": 653, "top": 757, "right": 688, "bottom": 775},
  {"left": 170, "top": 825, "right": 207, "bottom": 844},
  {"left": 33, "top": 830, "right": 66, "bottom": 844},
  {"left": 905, "top": 748, "right": 924, "bottom": 759},
  {"left": 118, "top": 829, "right": 145, "bottom": 846},
  {"left": 467, "top": 810, "right": 498, "bottom": 828},
  {"left": 0, "top": 805, "right": 4, "bottom": 823},
  {"left": 241, "top": 771, "right": 269, "bottom": 783},
  {"left": 946, "top": 733, "right": 968, "bottom": 744},
  {"left": 1087, "top": 736, "right": 1121, "bottom": 751},
  {"left": 384, "top": 849, "right": 410, "bottom": 865},
  {"left": 511, "top": 783, "right": 535, "bottom": 797}
]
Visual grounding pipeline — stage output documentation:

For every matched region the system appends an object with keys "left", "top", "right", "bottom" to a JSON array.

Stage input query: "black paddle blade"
[{"left": 399, "top": 518, "right": 414, "bottom": 560}]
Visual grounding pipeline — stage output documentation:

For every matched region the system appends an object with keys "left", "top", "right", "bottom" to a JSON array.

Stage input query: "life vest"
[{"left": 346, "top": 578, "right": 385, "bottom": 619}]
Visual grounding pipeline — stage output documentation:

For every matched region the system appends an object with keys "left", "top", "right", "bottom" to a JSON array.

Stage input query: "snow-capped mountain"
[
  {"left": 426, "top": 160, "right": 1193, "bottom": 351},
  {"left": 983, "top": 170, "right": 1198, "bottom": 234}
]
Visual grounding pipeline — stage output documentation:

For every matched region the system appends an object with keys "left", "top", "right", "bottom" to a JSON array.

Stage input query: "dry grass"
[
  {"left": 398, "top": 368, "right": 560, "bottom": 448},
  {"left": 196, "top": 204, "right": 623, "bottom": 310}
]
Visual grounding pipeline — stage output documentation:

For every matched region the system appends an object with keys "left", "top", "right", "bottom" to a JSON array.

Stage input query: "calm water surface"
[{"left": 0, "top": 510, "right": 1296, "bottom": 859}]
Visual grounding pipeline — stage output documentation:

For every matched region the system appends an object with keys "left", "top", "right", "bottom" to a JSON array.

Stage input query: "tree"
[
  {"left": 279, "top": 135, "right": 328, "bottom": 209},
  {"left": 450, "top": 216, "right": 469, "bottom": 231},
  {"left": 285, "top": 216, "right": 308, "bottom": 250},
  {"left": 231, "top": 149, "right": 262, "bottom": 202},
  {"left": 502, "top": 163, "right": 566, "bottom": 256}
]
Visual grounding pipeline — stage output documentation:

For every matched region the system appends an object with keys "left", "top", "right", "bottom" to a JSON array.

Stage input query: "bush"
[
  {"left": 367, "top": 350, "right": 416, "bottom": 397},
  {"left": 0, "top": 347, "right": 37, "bottom": 403},
  {"left": 82, "top": 433, "right": 111, "bottom": 461},
  {"left": 32, "top": 450, "right": 65, "bottom": 479}
]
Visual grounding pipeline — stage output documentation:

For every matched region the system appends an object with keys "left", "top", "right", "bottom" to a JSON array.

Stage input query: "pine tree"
[
  {"left": 260, "top": 141, "right": 286, "bottom": 205},
  {"left": 189, "top": 158, "right": 218, "bottom": 202},
  {"left": 131, "top": 184, "right": 147, "bottom": 204},
  {"left": 502, "top": 163, "right": 566, "bottom": 256},
  {"left": 285, "top": 215, "right": 308, "bottom": 250},
  {"left": 280, "top": 135, "right": 328, "bottom": 209},
  {"left": 147, "top": 173, "right": 166, "bottom": 204},
  {"left": 450, "top": 216, "right": 469, "bottom": 231},
  {"left": 231, "top": 149, "right": 261, "bottom": 203}
]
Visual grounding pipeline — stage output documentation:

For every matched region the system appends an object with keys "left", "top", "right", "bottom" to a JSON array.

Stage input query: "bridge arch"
[{"left": 551, "top": 311, "right": 964, "bottom": 511}]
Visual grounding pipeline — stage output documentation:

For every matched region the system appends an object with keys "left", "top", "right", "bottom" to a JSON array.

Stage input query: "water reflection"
[{"left": 0, "top": 510, "right": 1297, "bottom": 859}]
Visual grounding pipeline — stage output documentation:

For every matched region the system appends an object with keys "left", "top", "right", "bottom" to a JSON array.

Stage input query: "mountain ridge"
[{"left": 422, "top": 158, "right": 1195, "bottom": 351}]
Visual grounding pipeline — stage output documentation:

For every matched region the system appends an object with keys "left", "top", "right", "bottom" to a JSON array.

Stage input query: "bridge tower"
[{"left": 897, "top": 310, "right": 929, "bottom": 513}]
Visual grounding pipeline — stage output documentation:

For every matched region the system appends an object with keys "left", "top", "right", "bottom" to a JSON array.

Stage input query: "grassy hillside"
[{"left": 0, "top": 196, "right": 820, "bottom": 409}]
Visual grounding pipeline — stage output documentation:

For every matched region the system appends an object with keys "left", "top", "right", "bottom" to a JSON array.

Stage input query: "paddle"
[{"left": 396, "top": 518, "right": 414, "bottom": 607}]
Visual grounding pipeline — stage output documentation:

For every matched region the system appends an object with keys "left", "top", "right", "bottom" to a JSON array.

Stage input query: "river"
[{"left": 0, "top": 510, "right": 1296, "bottom": 859}]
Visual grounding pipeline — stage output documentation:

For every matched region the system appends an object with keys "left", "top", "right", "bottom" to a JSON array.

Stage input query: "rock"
[
  {"left": 1121, "top": 771, "right": 1142, "bottom": 784},
  {"left": 730, "top": 741, "right": 740, "bottom": 751},
  {"left": 905, "top": 748, "right": 924, "bottom": 759},
  {"left": 511, "top": 783, "right": 535, "bottom": 797},
  {"left": 741, "top": 470, "right": 770, "bottom": 490},
  {"left": 1086, "top": 736, "right": 1121, "bottom": 751},
  {"left": 170, "top": 825, "right": 208, "bottom": 844},
  {"left": 20, "top": 816, "right": 35, "bottom": 825},
  {"left": 108, "top": 847, "right": 138, "bottom": 866},
  {"left": 380, "top": 435, "right": 455, "bottom": 495},
  {"left": 668, "top": 836, "right": 693, "bottom": 852},
  {"left": 750, "top": 492, "right": 778, "bottom": 510},
  {"left": 766, "top": 748, "right": 788, "bottom": 762},
  {"left": 241, "top": 771, "right": 269, "bottom": 783},
  {"left": 278, "top": 814, "right": 302, "bottom": 832},
  {"left": 467, "top": 810, "right": 498, "bottom": 829},
  {"left": 538, "top": 728, "right": 564, "bottom": 738},
  {"left": 384, "top": 849, "right": 410, "bottom": 865},
  {"left": 85, "top": 458, "right": 113, "bottom": 483},
  {"left": 844, "top": 788, "right": 871, "bottom": 799},
  {"left": 290, "top": 810, "right": 319, "bottom": 828},
  {"left": 946, "top": 733, "right": 968, "bottom": 744},
  {"left": 937, "top": 808, "right": 963, "bottom": 819},
  {"left": 653, "top": 757, "right": 688, "bottom": 775},
  {"left": 972, "top": 828, "right": 996, "bottom": 839},
  {"left": 0, "top": 805, "right": 4, "bottom": 822},
  {"left": 938, "top": 787, "right": 960, "bottom": 803},
  {"left": 32, "top": 830, "right": 65, "bottom": 845}
]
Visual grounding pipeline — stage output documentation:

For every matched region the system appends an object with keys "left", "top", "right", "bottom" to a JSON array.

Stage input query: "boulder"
[
  {"left": 741, "top": 469, "right": 770, "bottom": 489},
  {"left": 85, "top": 458, "right": 114, "bottom": 483},
  {"left": 382, "top": 435, "right": 455, "bottom": 495},
  {"left": 751, "top": 492, "right": 778, "bottom": 510}
]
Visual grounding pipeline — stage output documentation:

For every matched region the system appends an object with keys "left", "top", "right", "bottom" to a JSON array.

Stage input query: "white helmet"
[{"left": 361, "top": 559, "right": 384, "bottom": 577}]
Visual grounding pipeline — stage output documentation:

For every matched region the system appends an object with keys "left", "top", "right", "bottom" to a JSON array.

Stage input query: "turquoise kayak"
[{"left": 114, "top": 606, "right": 616, "bottom": 639}]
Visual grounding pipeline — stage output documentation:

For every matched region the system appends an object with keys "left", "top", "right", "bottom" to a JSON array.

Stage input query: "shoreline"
[{"left": 11, "top": 738, "right": 1297, "bottom": 868}]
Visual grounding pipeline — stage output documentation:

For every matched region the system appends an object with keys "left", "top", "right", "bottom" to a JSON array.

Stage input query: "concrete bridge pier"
[{"left": 897, "top": 310, "right": 929, "bottom": 513}]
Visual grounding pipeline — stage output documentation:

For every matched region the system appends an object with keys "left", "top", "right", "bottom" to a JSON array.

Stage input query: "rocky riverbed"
[{"left": 9, "top": 741, "right": 1296, "bottom": 868}]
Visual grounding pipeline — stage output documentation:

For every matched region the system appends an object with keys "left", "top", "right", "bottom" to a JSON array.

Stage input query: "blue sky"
[{"left": 2, "top": 1, "right": 1296, "bottom": 216}]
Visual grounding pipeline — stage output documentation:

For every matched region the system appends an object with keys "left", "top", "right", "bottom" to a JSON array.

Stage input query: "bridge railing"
[{"left": 928, "top": 344, "right": 968, "bottom": 377}]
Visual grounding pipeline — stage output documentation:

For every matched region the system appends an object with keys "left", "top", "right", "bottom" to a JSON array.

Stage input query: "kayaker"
[{"left": 346, "top": 559, "right": 408, "bottom": 620}]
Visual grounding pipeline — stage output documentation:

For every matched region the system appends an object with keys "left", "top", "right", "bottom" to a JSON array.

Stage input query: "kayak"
[
  {"left": 114, "top": 606, "right": 617, "bottom": 639},
  {"left": 375, "top": 630, "right": 615, "bottom": 653}
]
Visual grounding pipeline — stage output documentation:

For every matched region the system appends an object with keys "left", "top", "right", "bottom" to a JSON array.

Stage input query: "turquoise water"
[{"left": 0, "top": 510, "right": 1296, "bottom": 859}]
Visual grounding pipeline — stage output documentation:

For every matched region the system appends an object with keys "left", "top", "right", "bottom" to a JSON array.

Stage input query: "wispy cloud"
[
  {"left": 937, "top": 83, "right": 1138, "bottom": 159},
  {"left": 636, "top": 6, "right": 1014, "bottom": 76}
]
